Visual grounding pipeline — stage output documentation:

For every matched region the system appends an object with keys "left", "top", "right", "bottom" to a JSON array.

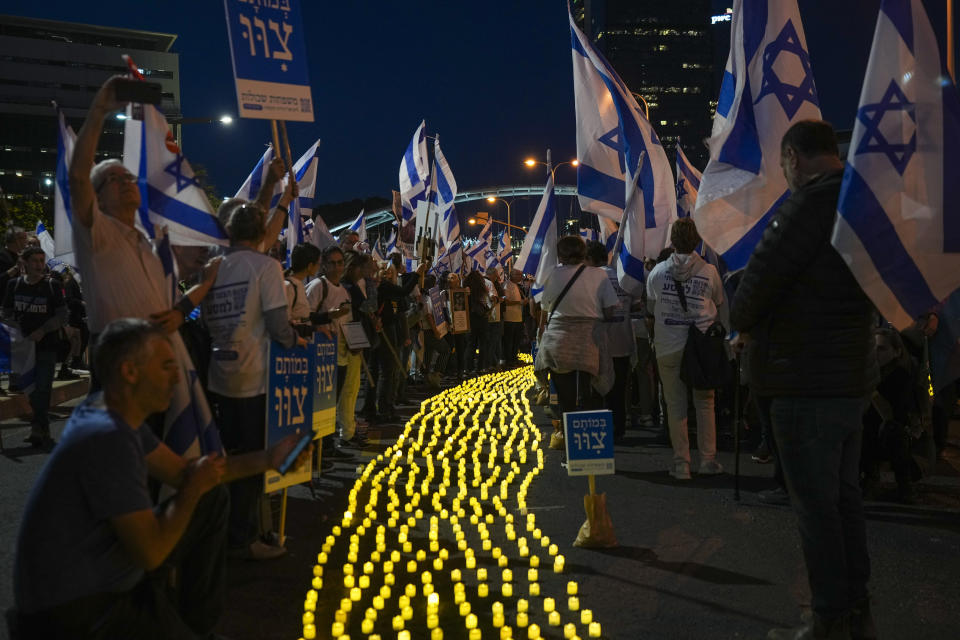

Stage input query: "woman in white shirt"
[
  {"left": 646, "top": 218, "right": 729, "bottom": 481},
  {"left": 284, "top": 243, "right": 321, "bottom": 325}
]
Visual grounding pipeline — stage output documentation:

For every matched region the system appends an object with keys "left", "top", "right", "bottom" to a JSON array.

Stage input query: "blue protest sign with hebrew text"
[
  {"left": 223, "top": 0, "right": 314, "bottom": 121},
  {"left": 563, "top": 409, "right": 615, "bottom": 476},
  {"left": 265, "top": 339, "right": 314, "bottom": 492},
  {"left": 313, "top": 332, "right": 337, "bottom": 438}
]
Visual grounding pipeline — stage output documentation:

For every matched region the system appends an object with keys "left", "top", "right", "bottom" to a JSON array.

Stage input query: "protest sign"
[
  {"left": 265, "top": 339, "right": 314, "bottom": 492},
  {"left": 563, "top": 409, "right": 615, "bottom": 477},
  {"left": 313, "top": 332, "right": 337, "bottom": 438},
  {"left": 223, "top": 0, "right": 314, "bottom": 122},
  {"left": 428, "top": 286, "right": 448, "bottom": 338}
]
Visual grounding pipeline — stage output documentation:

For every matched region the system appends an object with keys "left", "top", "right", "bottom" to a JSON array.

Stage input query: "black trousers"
[
  {"left": 551, "top": 369, "right": 601, "bottom": 415},
  {"left": 604, "top": 356, "right": 631, "bottom": 439},
  {"left": 502, "top": 321, "right": 523, "bottom": 365},
  {"left": 14, "top": 486, "right": 229, "bottom": 640},
  {"left": 211, "top": 393, "right": 266, "bottom": 548}
]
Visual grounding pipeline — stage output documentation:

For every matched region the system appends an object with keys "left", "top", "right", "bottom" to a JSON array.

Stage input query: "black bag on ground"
[{"left": 673, "top": 278, "right": 731, "bottom": 390}]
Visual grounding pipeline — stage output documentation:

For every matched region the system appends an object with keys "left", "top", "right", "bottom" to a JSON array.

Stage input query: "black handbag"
[{"left": 673, "top": 278, "right": 732, "bottom": 390}]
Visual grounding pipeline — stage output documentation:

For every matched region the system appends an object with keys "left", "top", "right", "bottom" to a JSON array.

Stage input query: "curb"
[{"left": 0, "top": 377, "right": 90, "bottom": 422}]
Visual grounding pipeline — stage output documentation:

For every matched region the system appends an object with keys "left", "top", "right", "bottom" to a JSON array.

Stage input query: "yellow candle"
[
  {"left": 392, "top": 614, "right": 405, "bottom": 631},
  {"left": 528, "top": 568, "right": 538, "bottom": 582},
  {"left": 529, "top": 582, "right": 540, "bottom": 596},
  {"left": 477, "top": 568, "right": 488, "bottom": 581},
  {"left": 432, "top": 628, "right": 444, "bottom": 640},
  {"left": 330, "top": 622, "right": 343, "bottom": 637},
  {"left": 516, "top": 611, "right": 529, "bottom": 627},
  {"left": 302, "top": 612, "right": 314, "bottom": 625},
  {"left": 459, "top": 602, "right": 471, "bottom": 617},
  {"left": 530, "top": 555, "right": 540, "bottom": 568},
  {"left": 502, "top": 583, "right": 514, "bottom": 597},
  {"left": 568, "top": 596, "right": 579, "bottom": 611},
  {"left": 405, "top": 583, "right": 417, "bottom": 598},
  {"left": 427, "top": 613, "right": 439, "bottom": 629},
  {"left": 543, "top": 598, "right": 555, "bottom": 613},
  {"left": 361, "top": 618, "right": 374, "bottom": 634},
  {"left": 466, "top": 556, "right": 476, "bottom": 569},
  {"left": 402, "top": 606, "right": 413, "bottom": 620},
  {"left": 564, "top": 622, "right": 577, "bottom": 639},
  {"left": 451, "top": 569, "right": 462, "bottom": 582},
  {"left": 407, "top": 560, "right": 417, "bottom": 573},
  {"left": 421, "top": 571, "right": 432, "bottom": 584},
  {"left": 588, "top": 621, "right": 602, "bottom": 637},
  {"left": 517, "top": 598, "right": 528, "bottom": 613},
  {"left": 498, "top": 555, "right": 509, "bottom": 568},
  {"left": 493, "top": 612, "right": 505, "bottom": 628},
  {"left": 499, "top": 625, "right": 512, "bottom": 639},
  {"left": 567, "top": 581, "right": 578, "bottom": 596},
  {"left": 580, "top": 609, "right": 593, "bottom": 624},
  {"left": 527, "top": 623, "right": 541, "bottom": 639},
  {"left": 358, "top": 575, "right": 370, "bottom": 589},
  {"left": 350, "top": 587, "right": 361, "bottom": 601},
  {"left": 548, "top": 611, "right": 561, "bottom": 626},
  {"left": 466, "top": 613, "right": 478, "bottom": 629},
  {"left": 492, "top": 601, "right": 504, "bottom": 616},
  {"left": 502, "top": 568, "right": 513, "bottom": 582},
  {"left": 343, "top": 575, "right": 355, "bottom": 589},
  {"left": 478, "top": 583, "right": 489, "bottom": 598}
]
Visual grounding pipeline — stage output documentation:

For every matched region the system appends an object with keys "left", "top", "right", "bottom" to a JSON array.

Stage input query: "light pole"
[
  {"left": 630, "top": 92, "right": 651, "bottom": 119},
  {"left": 486, "top": 195, "right": 514, "bottom": 242},
  {"left": 524, "top": 149, "right": 579, "bottom": 234}
]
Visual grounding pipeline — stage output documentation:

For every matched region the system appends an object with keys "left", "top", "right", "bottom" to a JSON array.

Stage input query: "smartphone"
[
  {"left": 114, "top": 79, "right": 162, "bottom": 105},
  {"left": 276, "top": 430, "right": 314, "bottom": 475}
]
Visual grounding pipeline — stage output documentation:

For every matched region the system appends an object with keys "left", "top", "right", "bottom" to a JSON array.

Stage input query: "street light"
[
  {"left": 468, "top": 211, "right": 526, "bottom": 234},
  {"left": 523, "top": 156, "right": 579, "bottom": 180},
  {"left": 219, "top": 115, "right": 233, "bottom": 125},
  {"left": 44, "top": 178, "right": 53, "bottom": 186},
  {"left": 630, "top": 92, "right": 651, "bottom": 118}
]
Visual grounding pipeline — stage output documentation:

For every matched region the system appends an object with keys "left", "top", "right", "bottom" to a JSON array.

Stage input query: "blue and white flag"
[
  {"left": 123, "top": 105, "right": 228, "bottom": 246},
  {"left": 399, "top": 120, "right": 430, "bottom": 224},
  {"left": 372, "top": 242, "right": 386, "bottom": 263},
  {"left": 570, "top": 9, "right": 676, "bottom": 295},
  {"left": 514, "top": 175, "right": 558, "bottom": 301},
  {"left": 0, "top": 323, "right": 35, "bottom": 394},
  {"left": 465, "top": 219, "right": 494, "bottom": 270},
  {"left": 498, "top": 231, "right": 512, "bottom": 269},
  {"left": 832, "top": 0, "right": 960, "bottom": 340},
  {"left": 284, "top": 139, "right": 322, "bottom": 263},
  {"left": 53, "top": 104, "right": 76, "bottom": 266},
  {"left": 36, "top": 221, "right": 56, "bottom": 264},
  {"left": 348, "top": 209, "right": 367, "bottom": 243},
  {"left": 599, "top": 217, "right": 619, "bottom": 256},
  {"left": 385, "top": 227, "right": 398, "bottom": 255},
  {"left": 234, "top": 144, "right": 274, "bottom": 202},
  {"left": 431, "top": 137, "right": 458, "bottom": 218},
  {"left": 579, "top": 228, "right": 599, "bottom": 243},
  {"left": 675, "top": 141, "right": 701, "bottom": 219},
  {"left": 694, "top": 0, "right": 821, "bottom": 270}
]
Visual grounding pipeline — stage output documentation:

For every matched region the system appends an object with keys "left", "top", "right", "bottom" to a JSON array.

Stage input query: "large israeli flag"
[
  {"left": 234, "top": 144, "right": 274, "bottom": 202},
  {"left": 570, "top": 9, "right": 676, "bottom": 296},
  {"left": 123, "top": 105, "right": 228, "bottom": 246},
  {"left": 514, "top": 175, "right": 558, "bottom": 301},
  {"left": 284, "top": 139, "right": 322, "bottom": 261},
  {"left": 399, "top": 120, "right": 430, "bottom": 224},
  {"left": 53, "top": 105, "right": 76, "bottom": 266},
  {"left": 465, "top": 219, "right": 494, "bottom": 270},
  {"left": 832, "top": 1, "right": 960, "bottom": 351},
  {"left": 694, "top": 0, "right": 821, "bottom": 270}
]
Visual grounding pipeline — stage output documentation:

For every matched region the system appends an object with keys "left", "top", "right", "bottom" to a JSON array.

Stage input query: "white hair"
[{"left": 89, "top": 158, "right": 125, "bottom": 192}]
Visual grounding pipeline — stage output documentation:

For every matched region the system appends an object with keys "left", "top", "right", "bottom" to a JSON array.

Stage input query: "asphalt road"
[{"left": 2, "top": 373, "right": 960, "bottom": 640}]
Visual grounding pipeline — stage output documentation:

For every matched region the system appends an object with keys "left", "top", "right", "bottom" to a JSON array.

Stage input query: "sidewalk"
[{"left": 0, "top": 373, "right": 90, "bottom": 449}]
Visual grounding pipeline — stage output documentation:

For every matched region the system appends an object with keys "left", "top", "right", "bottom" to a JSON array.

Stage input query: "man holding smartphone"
[{"left": 12, "top": 318, "right": 311, "bottom": 640}]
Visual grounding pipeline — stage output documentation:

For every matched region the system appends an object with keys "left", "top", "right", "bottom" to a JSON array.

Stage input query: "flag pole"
[
  {"left": 277, "top": 121, "right": 297, "bottom": 186},
  {"left": 949, "top": 0, "right": 956, "bottom": 82},
  {"left": 270, "top": 121, "right": 282, "bottom": 165}
]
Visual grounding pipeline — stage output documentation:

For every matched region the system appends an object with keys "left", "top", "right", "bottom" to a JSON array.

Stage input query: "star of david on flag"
[
  {"left": 123, "top": 104, "right": 227, "bottom": 246},
  {"left": 398, "top": 120, "right": 430, "bottom": 224},
  {"left": 694, "top": 0, "right": 821, "bottom": 271},
  {"left": 513, "top": 175, "right": 558, "bottom": 302},
  {"left": 832, "top": 0, "right": 960, "bottom": 392}
]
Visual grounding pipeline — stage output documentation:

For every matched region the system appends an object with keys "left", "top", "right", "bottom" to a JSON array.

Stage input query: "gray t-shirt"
[{"left": 14, "top": 394, "right": 160, "bottom": 613}]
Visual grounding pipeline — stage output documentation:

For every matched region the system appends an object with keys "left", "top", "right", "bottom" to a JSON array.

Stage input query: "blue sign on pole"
[
  {"left": 265, "top": 339, "right": 314, "bottom": 491},
  {"left": 428, "top": 286, "right": 448, "bottom": 338},
  {"left": 313, "top": 332, "right": 337, "bottom": 438},
  {"left": 223, "top": 0, "right": 314, "bottom": 122},
  {"left": 563, "top": 409, "right": 615, "bottom": 477}
]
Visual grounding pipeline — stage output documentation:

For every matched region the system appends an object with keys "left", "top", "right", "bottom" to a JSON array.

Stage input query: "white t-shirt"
[
  {"left": 284, "top": 277, "right": 310, "bottom": 323},
  {"left": 540, "top": 264, "right": 617, "bottom": 320},
  {"left": 504, "top": 280, "right": 523, "bottom": 323},
  {"left": 306, "top": 277, "right": 350, "bottom": 364},
  {"left": 646, "top": 253, "right": 724, "bottom": 357},
  {"left": 203, "top": 247, "right": 288, "bottom": 398},
  {"left": 602, "top": 266, "right": 637, "bottom": 357},
  {"left": 72, "top": 204, "right": 168, "bottom": 333}
]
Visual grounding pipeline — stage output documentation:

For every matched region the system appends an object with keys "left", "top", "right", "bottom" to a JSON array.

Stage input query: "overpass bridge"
[{"left": 329, "top": 184, "right": 577, "bottom": 234}]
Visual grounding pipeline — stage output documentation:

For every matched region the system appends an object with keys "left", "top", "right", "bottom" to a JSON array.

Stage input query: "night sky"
[{"left": 5, "top": 1, "right": 956, "bottom": 227}]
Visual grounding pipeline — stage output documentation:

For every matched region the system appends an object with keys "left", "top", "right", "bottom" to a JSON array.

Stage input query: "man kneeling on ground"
[{"left": 11, "top": 318, "right": 311, "bottom": 639}]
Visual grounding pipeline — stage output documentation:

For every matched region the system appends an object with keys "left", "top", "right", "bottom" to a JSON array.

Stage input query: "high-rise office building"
[
  {"left": 575, "top": 0, "right": 716, "bottom": 169},
  {"left": 0, "top": 15, "right": 180, "bottom": 201}
]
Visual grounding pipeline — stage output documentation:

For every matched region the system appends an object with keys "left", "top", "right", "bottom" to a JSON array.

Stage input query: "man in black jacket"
[{"left": 731, "top": 121, "right": 879, "bottom": 640}]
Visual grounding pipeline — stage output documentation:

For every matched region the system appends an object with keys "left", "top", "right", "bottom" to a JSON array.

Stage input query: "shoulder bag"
[{"left": 674, "top": 278, "right": 731, "bottom": 389}]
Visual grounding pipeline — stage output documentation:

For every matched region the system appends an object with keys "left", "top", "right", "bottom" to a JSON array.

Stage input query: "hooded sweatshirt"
[{"left": 646, "top": 252, "right": 727, "bottom": 357}]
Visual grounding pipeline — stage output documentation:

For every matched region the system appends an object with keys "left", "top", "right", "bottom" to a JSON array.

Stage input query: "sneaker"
[
  {"left": 230, "top": 540, "right": 287, "bottom": 561},
  {"left": 669, "top": 461, "right": 692, "bottom": 481},
  {"left": 56, "top": 368, "right": 81, "bottom": 381},
  {"left": 758, "top": 486, "right": 791, "bottom": 506},
  {"left": 698, "top": 460, "right": 725, "bottom": 475}
]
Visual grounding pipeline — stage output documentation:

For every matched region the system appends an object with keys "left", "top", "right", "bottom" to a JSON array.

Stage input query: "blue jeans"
[{"left": 770, "top": 396, "right": 871, "bottom": 619}]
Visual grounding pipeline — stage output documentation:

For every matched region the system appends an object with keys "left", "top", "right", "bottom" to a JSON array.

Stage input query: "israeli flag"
[
  {"left": 694, "top": 0, "right": 821, "bottom": 270},
  {"left": 53, "top": 105, "right": 77, "bottom": 266},
  {"left": 372, "top": 242, "right": 386, "bottom": 263},
  {"left": 399, "top": 120, "right": 430, "bottom": 224},
  {"left": 599, "top": 217, "right": 619, "bottom": 256},
  {"left": 498, "top": 231, "right": 512, "bottom": 269},
  {"left": 234, "top": 144, "right": 274, "bottom": 201},
  {"left": 465, "top": 219, "right": 494, "bottom": 270},
  {"left": 441, "top": 206, "right": 461, "bottom": 249},
  {"left": 36, "top": 222, "right": 55, "bottom": 263},
  {"left": 580, "top": 228, "right": 599, "bottom": 243},
  {"left": 514, "top": 175, "right": 558, "bottom": 301},
  {"left": 284, "top": 139, "right": 322, "bottom": 262},
  {"left": 832, "top": 0, "right": 960, "bottom": 341},
  {"left": 675, "top": 140, "right": 701, "bottom": 219},
  {"left": 0, "top": 324, "right": 36, "bottom": 395},
  {"left": 348, "top": 209, "right": 367, "bottom": 243},
  {"left": 431, "top": 137, "right": 458, "bottom": 214},
  {"left": 385, "top": 227, "right": 398, "bottom": 255},
  {"left": 306, "top": 215, "right": 337, "bottom": 251},
  {"left": 570, "top": 9, "right": 677, "bottom": 295}
]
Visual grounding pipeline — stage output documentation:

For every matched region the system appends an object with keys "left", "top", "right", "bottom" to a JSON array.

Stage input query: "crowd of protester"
[{"left": 3, "top": 77, "right": 959, "bottom": 640}]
